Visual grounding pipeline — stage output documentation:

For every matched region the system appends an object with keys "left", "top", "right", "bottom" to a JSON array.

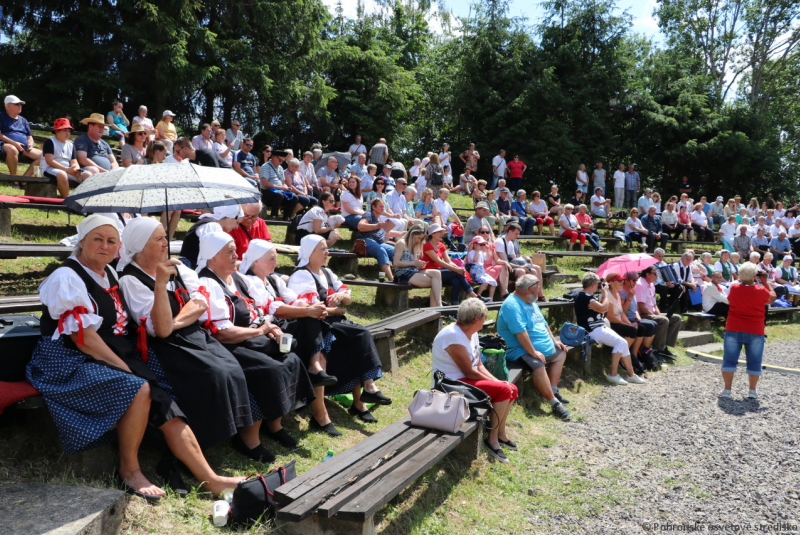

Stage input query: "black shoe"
[
  {"left": 309, "top": 417, "right": 342, "bottom": 437},
  {"left": 553, "top": 391, "right": 570, "bottom": 405},
  {"left": 309, "top": 371, "right": 338, "bottom": 387},
  {"left": 348, "top": 406, "right": 378, "bottom": 422},
  {"left": 661, "top": 347, "right": 677, "bottom": 358},
  {"left": 498, "top": 438, "right": 518, "bottom": 451},
  {"left": 479, "top": 296, "right": 492, "bottom": 303},
  {"left": 551, "top": 402, "right": 571, "bottom": 421},
  {"left": 483, "top": 439, "right": 509, "bottom": 463},
  {"left": 359, "top": 390, "right": 392, "bottom": 405},
  {"left": 266, "top": 428, "right": 298, "bottom": 449},
  {"left": 156, "top": 454, "right": 188, "bottom": 497},
  {"left": 115, "top": 472, "right": 162, "bottom": 503},
  {"left": 231, "top": 434, "right": 276, "bottom": 463},
  {"left": 652, "top": 352, "right": 667, "bottom": 364}
]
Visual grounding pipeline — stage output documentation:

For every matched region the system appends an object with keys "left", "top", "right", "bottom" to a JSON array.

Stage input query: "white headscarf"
[
  {"left": 196, "top": 231, "right": 235, "bottom": 273},
  {"left": 297, "top": 234, "right": 324, "bottom": 268},
  {"left": 201, "top": 203, "right": 242, "bottom": 221},
  {"left": 117, "top": 217, "right": 163, "bottom": 272},
  {"left": 238, "top": 239, "right": 275, "bottom": 275},
  {"left": 77, "top": 214, "right": 120, "bottom": 241}
]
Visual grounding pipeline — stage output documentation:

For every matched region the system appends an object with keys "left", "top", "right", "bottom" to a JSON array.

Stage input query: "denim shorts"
[{"left": 721, "top": 330, "right": 765, "bottom": 376}]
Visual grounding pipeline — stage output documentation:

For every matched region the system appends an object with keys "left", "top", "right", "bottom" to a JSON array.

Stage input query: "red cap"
[
  {"left": 606, "top": 273, "right": 625, "bottom": 283},
  {"left": 53, "top": 118, "right": 73, "bottom": 131}
]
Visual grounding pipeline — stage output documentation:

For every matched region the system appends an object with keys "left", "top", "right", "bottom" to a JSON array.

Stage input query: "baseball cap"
[
  {"left": 162, "top": 110, "right": 176, "bottom": 117},
  {"left": 414, "top": 158, "right": 420, "bottom": 162},
  {"left": 716, "top": 196, "right": 724, "bottom": 201},
  {"left": 4, "top": 95, "right": 25, "bottom": 105}
]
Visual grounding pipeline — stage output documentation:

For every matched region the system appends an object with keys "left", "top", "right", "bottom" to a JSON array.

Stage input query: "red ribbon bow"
[{"left": 58, "top": 306, "right": 88, "bottom": 346}]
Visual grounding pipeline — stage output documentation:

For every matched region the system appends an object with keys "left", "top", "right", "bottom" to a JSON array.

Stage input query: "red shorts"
[{"left": 459, "top": 378, "right": 519, "bottom": 403}]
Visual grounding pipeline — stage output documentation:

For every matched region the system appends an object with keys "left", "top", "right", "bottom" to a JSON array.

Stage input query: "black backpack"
[
  {"left": 479, "top": 334, "right": 507, "bottom": 351},
  {"left": 637, "top": 348, "right": 661, "bottom": 372}
]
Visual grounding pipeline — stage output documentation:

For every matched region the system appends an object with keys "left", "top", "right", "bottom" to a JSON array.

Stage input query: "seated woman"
[
  {"left": 575, "top": 272, "right": 646, "bottom": 385},
  {"left": 356, "top": 198, "right": 406, "bottom": 282},
  {"left": 691, "top": 203, "right": 715, "bottom": 242},
  {"left": 392, "top": 226, "right": 444, "bottom": 307},
  {"left": 364, "top": 177, "right": 405, "bottom": 231},
  {"left": 624, "top": 208, "right": 649, "bottom": 247},
  {"left": 714, "top": 249, "right": 738, "bottom": 283},
  {"left": 431, "top": 298, "right": 518, "bottom": 463},
  {"left": 569, "top": 188, "right": 586, "bottom": 207},
  {"left": 284, "top": 157, "right": 317, "bottom": 213},
  {"left": 195, "top": 232, "right": 316, "bottom": 454},
  {"left": 605, "top": 273, "right": 647, "bottom": 363},
  {"left": 547, "top": 184, "right": 563, "bottom": 218},
  {"left": 121, "top": 123, "right": 148, "bottom": 167},
  {"left": 696, "top": 252, "right": 715, "bottom": 283},
  {"left": 212, "top": 128, "right": 232, "bottom": 166},
  {"left": 471, "top": 179, "right": 489, "bottom": 205},
  {"left": 27, "top": 215, "right": 244, "bottom": 501},
  {"left": 117, "top": 218, "right": 267, "bottom": 462},
  {"left": 558, "top": 204, "right": 586, "bottom": 251},
  {"left": 415, "top": 188, "right": 441, "bottom": 227},
  {"left": 758, "top": 252, "right": 776, "bottom": 285},
  {"left": 288, "top": 235, "right": 392, "bottom": 428},
  {"left": 466, "top": 236, "right": 498, "bottom": 301},
  {"left": 773, "top": 254, "right": 800, "bottom": 305},
  {"left": 475, "top": 225, "right": 511, "bottom": 299},
  {"left": 590, "top": 187, "right": 611, "bottom": 218},
  {"left": 528, "top": 191, "right": 555, "bottom": 236},
  {"left": 296, "top": 192, "right": 340, "bottom": 247},
  {"left": 675, "top": 205, "right": 693, "bottom": 240},
  {"left": 423, "top": 224, "right": 487, "bottom": 306},
  {"left": 340, "top": 176, "right": 366, "bottom": 230}
]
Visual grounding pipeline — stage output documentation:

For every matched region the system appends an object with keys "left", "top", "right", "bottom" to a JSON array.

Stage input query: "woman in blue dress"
[{"left": 27, "top": 215, "right": 244, "bottom": 502}]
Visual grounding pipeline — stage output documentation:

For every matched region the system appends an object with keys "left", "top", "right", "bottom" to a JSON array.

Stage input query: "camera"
[
  {"left": 600, "top": 281, "right": 608, "bottom": 288},
  {"left": 757, "top": 270, "right": 768, "bottom": 278}
]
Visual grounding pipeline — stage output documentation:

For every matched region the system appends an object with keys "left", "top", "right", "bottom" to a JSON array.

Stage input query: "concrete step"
[
  {"left": 550, "top": 273, "right": 579, "bottom": 284},
  {"left": 688, "top": 342, "right": 724, "bottom": 354},
  {"left": 563, "top": 282, "right": 582, "bottom": 291},
  {"left": 0, "top": 482, "right": 127, "bottom": 535},
  {"left": 677, "top": 331, "right": 715, "bottom": 348}
]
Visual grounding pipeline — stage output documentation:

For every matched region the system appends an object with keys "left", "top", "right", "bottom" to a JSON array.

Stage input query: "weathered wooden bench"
[
  {"left": 0, "top": 295, "right": 44, "bottom": 315},
  {"left": 274, "top": 414, "right": 483, "bottom": 535},
  {"left": 346, "top": 279, "right": 415, "bottom": 308},
  {"left": 518, "top": 234, "right": 624, "bottom": 252},
  {"left": 683, "top": 306, "right": 800, "bottom": 331},
  {"left": 669, "top": 240, "right": 720, "bottom": 254},
  {"left": 366, "top": 309, "right": 442, "bottom": 372}
]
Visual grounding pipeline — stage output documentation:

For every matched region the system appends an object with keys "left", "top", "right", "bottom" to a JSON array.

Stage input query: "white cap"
[
  {"left": 162, "top": 110, "right": 176, "bottom": 117},
  {"left": 4, "top": 95, "right": 25, "bottom": 105}
]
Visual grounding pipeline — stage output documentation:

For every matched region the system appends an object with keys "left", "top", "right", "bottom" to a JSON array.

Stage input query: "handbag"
[
  {"left": 408, "top": 389, "right": 469, "bottom": 433},
  {"left": 229, "top": 460, "right": 297, "bottom": 526},
  {"left": 352, "top": 239, "right": 368, "bottom": 257},
  {"left": 432, "top": 370, "right": 492, "bottom": 410},
  {"left": 560, "top": 322, "right": 590, "bottom": 362}
]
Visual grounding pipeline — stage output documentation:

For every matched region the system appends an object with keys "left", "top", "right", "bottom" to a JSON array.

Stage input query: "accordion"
[{"left": 657, "top": 264, "right": 679, "bottom": 284}]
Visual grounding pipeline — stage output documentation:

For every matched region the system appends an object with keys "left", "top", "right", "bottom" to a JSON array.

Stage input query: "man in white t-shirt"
[
  {"left": 434, "top": 188, "right": 462, "bottom": 241},
  {"left": 225, "top": 120, "right": 244, "bottom": 151},
  {"left": 165, "top": 137, "right": 194, "bottom": 164},
  {"left": 612, "top": 163, "right": 626, "bottom": 209},
  {"left": 590, "top": 186, "right": 611, "bottom": 218},
  {"left": 347, "top": 134, "right": 367, "bottom": 163},
  {"left": 491, "top": 149, "right": 507, "bottom": 190}
]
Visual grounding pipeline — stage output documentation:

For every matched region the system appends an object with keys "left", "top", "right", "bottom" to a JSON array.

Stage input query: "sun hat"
[
  {"left": 52, "top": 118, "right": 74, "bottom": 131},
  {"left": 427, "top": 223, "right": 445, "bottom": 235},
  {"left": 80, "top": 113, "right": 106, "bottom": 126}
]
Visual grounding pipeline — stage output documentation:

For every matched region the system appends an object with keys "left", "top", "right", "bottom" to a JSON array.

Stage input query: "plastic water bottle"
[
  {"left": 212, "top": 500, "right": 231, "bottom": 527},
  {"left": 322, "top": 449, "right": 334, "bottom": 463}
]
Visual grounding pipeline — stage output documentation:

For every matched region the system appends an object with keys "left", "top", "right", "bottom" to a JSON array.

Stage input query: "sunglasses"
[
  {"left": 479, "top": 230, "right": 491, "bottom": 234},
  {"left": 135, "top": 132, "right": 147, "bottom": 136}
]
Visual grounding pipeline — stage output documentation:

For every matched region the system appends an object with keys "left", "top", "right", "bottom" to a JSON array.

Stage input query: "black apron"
[
  {"left": 39, "top": 258, "right": 182, "bottom": 428},
  {"left": 197, "top": 268, "right": 315, "bottom": 421},
  {"left": 120, "top": 264, "right": 254, "bottom": 447},
  {"left": 293, "top": 267, "right": 382, "bottom": 393}
]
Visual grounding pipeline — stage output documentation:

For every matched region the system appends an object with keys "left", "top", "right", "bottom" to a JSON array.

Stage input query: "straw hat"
[{"left": 80, "top": 113, "right": 107, "bottom": 126}]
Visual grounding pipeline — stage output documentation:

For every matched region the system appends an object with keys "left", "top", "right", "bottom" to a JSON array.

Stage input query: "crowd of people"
[{"left": 4, "top": 95, "right": 786, "bottom": 479}]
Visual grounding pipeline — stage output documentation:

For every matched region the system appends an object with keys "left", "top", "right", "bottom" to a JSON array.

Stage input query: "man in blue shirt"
[
  {"left": 497, "top": 274, "right": 570, "bottom": 420},
  {"left": 769, "top": 230, "right": 793, "bottom": 266},
  {"left": 0, "top": 95, "right": 42, "bottom": 176},
  {"left": 350, "top": 153, "right": 368, "bottom": 180},
  {"left": 624, "top": 164, "right": 640, "bottom": 209},
  {"left": 75, "top": 113, "right": 118, "bottom": 172},
  {"left": 637, "top": 188, "right": 653, "bottom": 215},
  {"left": 510, "top": 190, "right": 535, "bottom": 235},
  {"left": 640, "top": 205, "right": 669, "bottom": 253}
]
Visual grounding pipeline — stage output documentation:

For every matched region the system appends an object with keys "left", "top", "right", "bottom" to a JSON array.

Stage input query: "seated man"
[
  {"left": 75, "top": 113, "right": 119, "bottom": 172},
  {"left": 769, "top": 230, "right": 793, "bottom": 266},
  {"left": 651, "top": 247, "right": 682, "bottom": 310},
  {"left": 260, "top": 149, "right": 300, "bottom": 220},
  {"left": 497, "top": 274, "right": 570, "bottom": 420},
  {"left": 232, "top": 139, "right": 259, "bottom": 186},
  {"left": 702, "top": 271, "right": 730, "bottom": 316},
  {"left": 640, "top": 205, "right": 669, "bottom": 253},
  {"left": 495, "top": 221, "right": 547, "bottom": 302},
  {"left": 0, "top": 95, "right": 42, "bottom": 177},
  {"left": 464, "top": 202, "right": 492, "bottom": 244},
  {"left": 434, "top": 188, "right": 463, "bottom": 244},
  {"left": 459, "top": 167, "right": 478, "bottom": 196},
  {"left": 227, "top": 201, "right": 272, "bottom": 259},
  {"left": 165, "top": 137, "right": 195, "bottom": 164},
  {"left": 636, "top": 265, "right": 681, "bottom": 358}
]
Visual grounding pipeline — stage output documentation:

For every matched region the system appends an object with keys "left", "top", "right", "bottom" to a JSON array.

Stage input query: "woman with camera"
[{"left": 720, "top": 263, "right": 776, "bottom": 399}]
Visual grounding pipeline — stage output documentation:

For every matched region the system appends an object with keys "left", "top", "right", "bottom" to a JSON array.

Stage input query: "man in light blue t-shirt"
[{"left": 497, "top": 274, "right": 571, "bottom": 419}]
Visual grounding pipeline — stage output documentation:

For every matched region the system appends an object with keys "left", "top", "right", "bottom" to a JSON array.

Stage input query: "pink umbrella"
[{"left": 595, "top": 253, "right": 659, "bottom": 278}]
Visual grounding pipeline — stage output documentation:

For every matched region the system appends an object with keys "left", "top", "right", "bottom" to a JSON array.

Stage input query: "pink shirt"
[{"left": 634, "top": 278, "right": 657, "bottom": 313}]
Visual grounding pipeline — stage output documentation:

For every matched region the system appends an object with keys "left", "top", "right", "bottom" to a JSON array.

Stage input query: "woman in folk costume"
[
  {"left": 287, "top": 235, "right": 392, "bottom": 433},
  {"left": 195, "top": 232, "right": 315, "bottom": 460}
]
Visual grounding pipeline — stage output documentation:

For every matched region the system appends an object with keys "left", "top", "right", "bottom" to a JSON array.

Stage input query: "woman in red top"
[
  {"left": 720, "top": 263, "right": 776, "bottom": 399},
  {"left": 506, "top": 155, "right": 527, "bottom": 193},
  {"left": 423, "top": 224, "right": 484, "bottom": 305}
]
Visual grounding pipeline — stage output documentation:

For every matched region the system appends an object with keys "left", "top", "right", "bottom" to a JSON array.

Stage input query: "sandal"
[
  {"left": 115, "top": 472, "right": 162, "bottom": 503},
  {"left": 156, "top": 454, "right": 188, "bottom": 497}
]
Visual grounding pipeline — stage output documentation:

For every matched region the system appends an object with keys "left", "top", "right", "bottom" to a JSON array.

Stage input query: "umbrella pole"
[{"left": 165, "top": 188, "right": 171, "bottom": 260}]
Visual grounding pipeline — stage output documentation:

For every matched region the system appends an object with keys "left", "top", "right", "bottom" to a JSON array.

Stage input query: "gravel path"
[{"left": 527, "top": 341, "right": 800, "bottom": 534}]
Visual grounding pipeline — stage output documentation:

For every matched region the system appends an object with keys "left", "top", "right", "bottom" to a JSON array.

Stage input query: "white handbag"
[{"left": 408, "top": 389, "right": 470, "bottom": 434}]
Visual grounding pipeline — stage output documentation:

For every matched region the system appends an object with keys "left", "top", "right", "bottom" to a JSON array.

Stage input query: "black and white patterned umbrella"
[{"left": 64, "top": 163, "right": 260, "bottom": 213}]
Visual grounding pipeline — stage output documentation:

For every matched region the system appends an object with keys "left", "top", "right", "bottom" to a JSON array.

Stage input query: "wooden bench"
[
  {"left": 366, "top": 309, "right": 442, "bottom": 372},
  {"left": 517, "top": 234, "right": 624, "bottom": 252},
  {"left": 274, "top": 414, "right": 483, "bottom": 535},
  {"left": 346, "top": 279, "right": 415, "bottom": 308},
  {"left": 684, "top": 307, "right": 800, "bottom": 331},
  {"left": 0, "top": 295, "right": 43, "bottom": 315}
]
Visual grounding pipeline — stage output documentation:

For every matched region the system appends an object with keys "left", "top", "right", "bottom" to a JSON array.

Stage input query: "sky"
[{"left": 322, "top": 0, "right": 664, "bottom": 42}]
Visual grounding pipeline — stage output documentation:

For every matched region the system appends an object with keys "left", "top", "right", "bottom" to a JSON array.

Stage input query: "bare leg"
[
  {"left": 117, "top": 383, "right": 163, "bottom": 496},
  {"left": 549, "top": 224, "right": 556, "bottom": 236},
  {"left": 477, "top": 283, "right": 488, "bottom": 296},
  {"left": 532, "top": 367, "right": 555, "bottom": 401},
  {"left": 610, "top": 352, "right": 622, "bottom": 376},
  {"left": 498, "top": 268, "right": 509, "bottom": 295},
  {"left": 3, "top": 145, "right": 19, "bottom": 176},
  {"left": 326, "top": 230, "right": 339, "bottom": 248},
  {"left": 722, "top": 371, "right": 734, "bottom": 390},
  {"left": 352, "top": 385, "right": 368, "bottom": 412},
  {"left": 380, "top": 264, "right": 394, "bottom": 282},
  {"left": 643, "top": 335, "right": 655, "bottom": 349},
  {"left": 239, "top": 421, "right": 262, "bottom": 449},
  {"left": 488, "top": 283, "right": 496, "bottom": 299},
  {"left": 620, "top": 355, "right": 637, "bottom": 376},
  {"left": 55, "top": 170, "right": 70, "bottom": 198},
  {"left": 160, "top": 418, "right": 245, "bottom": 496},
  {"left": 265, "top": 417, "right": 283, "bottom": 433},
  {"left": 487, "top": 399, "right": 509, "bottom": 448},
  {"left": 546, "top": 351, "right": 566, "bottom": 386},
  {"left": 310, "top": 386, "right": 332, "bottom": 425},
  {"left": 748, "top": 374, "right": 759, "bottom": 390},
  {"left": 495, "top": 400, "right": 514, "bottom": 443},
  {"left": 307, "top": 352, "right": 326, "bottom": 374},
  {"left": 630, "top": 336, "right": 643, "bottom": 357}
]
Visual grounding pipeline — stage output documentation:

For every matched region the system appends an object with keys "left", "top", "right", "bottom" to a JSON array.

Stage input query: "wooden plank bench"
[
  {"left": 684, "top": 307, "right": 800, "bottom": 331},
  {"left": 0, "top": 295, "right": 43, "bottom": 315},
  {"left": 0, "top": 243, "right": 73, "bottom": 260},
  {"left": 517, "top": 234, "right": 624, "bottom": 252},
  {"left": 274, "top": 414, "right": 483, "bottom": 535},
  {"left": 346, "top": 279, "right": 415, "bottom": 308},
  {"left": 366, "top": 309, "right": 442, "bottom": 372}
]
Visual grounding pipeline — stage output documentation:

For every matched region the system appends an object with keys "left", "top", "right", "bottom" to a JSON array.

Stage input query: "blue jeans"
[
  {"left": 625, "top": 189, "right": 638, "bottom": 209},
  {"left": 722, "top": 330, "right": 764, "bottom": 376},
  {"left": 440, "top": 269, "right": 473, "bottom": 303},
  {"left": 364, "top": 239, "right": 394, "bottom": 267},
  {"left": 344, "top": 214, "right": 362, "bottom": 231},
  {"left": 582, "top": 231, "right": 601, "bottom": 251},
  {"left": 577, "top": 184, "right": 588, "bottom": 194},
  {"left": 489, "top": 175, "right": 499, "bottom": 190},
  {"left": 517, "top": 216, "right": 535, "bottom": 235}
]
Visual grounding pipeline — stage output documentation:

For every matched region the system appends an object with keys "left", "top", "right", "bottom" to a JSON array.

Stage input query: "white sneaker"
[
  {"left": 627, "top": 374, "right": 647, "bottom": 384},
  {"left": 748, "top": 389, "right": 758, "bottom": 399},
  {"left": 719, "top": 389, "right": 731, "bottom": 398},
  {"left": 606, "top": 374, "right": 628, "bottom": 385}
]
